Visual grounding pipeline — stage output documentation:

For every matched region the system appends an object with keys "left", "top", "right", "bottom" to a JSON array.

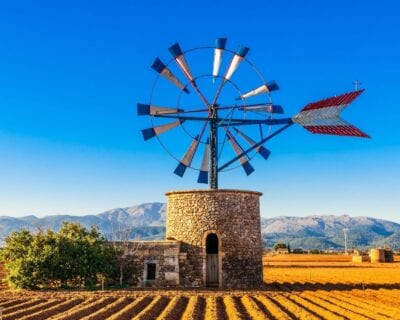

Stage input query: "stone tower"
[{"left": 166, "top": 189, "right": 263, "bottom": 288}]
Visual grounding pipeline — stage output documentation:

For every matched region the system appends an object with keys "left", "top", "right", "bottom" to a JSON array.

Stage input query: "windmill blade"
[
  {"left": 293, "top": 89, "right": 370, "bottom": 138},
  {"left": 233, "top": 128, "right": 271, "bottom": 160},
  {"left": 235, "top": 81, "right": 279, "bottom": 100},
  {"left": 169, "top": 43, "right": 197, "bottom": 86},
  {"left": 210, "top": 45, "right": 250, "bottom": 107},
  {"left": 223, "top": 45, "right": 250, "bottom": 82},
  {"left": 141, "top": 120, "right": 183, "bottom": 141},
  {"left": 237, "top": 103, "right": 284, "bottom": 114},
  {"left": 197, "top": 138, "right": 210, "bottom": 184},
  {"left": 137, "top": 103, "right": 183, "bottom": 116},
  {"left": 226, "top": 129, "right": 254, "bottom": 175},
  {"left": 213, "top": 38, "right": 227, "bottom": 83},
  {"left": 174, "top": 135, "right": 201, "bottom": 177},
  {"left": 151, "top": 58, "right": 189, "bottom": 94}
]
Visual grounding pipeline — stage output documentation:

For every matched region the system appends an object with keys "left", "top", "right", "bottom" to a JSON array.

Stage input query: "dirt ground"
[{"left": 0, "top": 255, "right": 399, "bottom": 319}]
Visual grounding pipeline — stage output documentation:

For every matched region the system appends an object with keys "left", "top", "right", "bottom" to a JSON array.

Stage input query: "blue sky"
[{"left": 0, "top": 1, "right": 399, "bottom": 221}]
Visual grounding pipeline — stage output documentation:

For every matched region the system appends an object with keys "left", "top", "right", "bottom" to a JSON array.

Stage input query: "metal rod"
[
  {"left": 154, "top": 114, "right": 293, "bottom": 125},
  {"left": 218, "top": 122, "right": 294, "bottom": 172},
  {"left": 219, "top": 118, "right": 293, "bottom": 126},
  {"left": 157, "top": 102, "right": 275, "bottom": 115}
]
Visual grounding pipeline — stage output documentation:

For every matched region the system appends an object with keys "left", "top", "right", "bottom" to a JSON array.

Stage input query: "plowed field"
[{"left": 0, "top": 255, "right": 399, "bottom": 319}]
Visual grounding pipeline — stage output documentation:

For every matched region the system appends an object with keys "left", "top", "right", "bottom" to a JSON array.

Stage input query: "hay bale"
[
  {"left": 370, "top": 249, "right": 385, "bottom": 263},
  {"left": 352, "top": 255, "right": 370, "bottom": 263}
]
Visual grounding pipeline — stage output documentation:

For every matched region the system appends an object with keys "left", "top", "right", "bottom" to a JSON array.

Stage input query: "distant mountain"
[
  {"left": 261, "top": 215, "right": 400, "bottom": 250},
  {"left": 1, "top": 203, "right": 399, "bottom": 250},
  {"left": 0, "top": 203, "right": 166, "bottom": 243}
]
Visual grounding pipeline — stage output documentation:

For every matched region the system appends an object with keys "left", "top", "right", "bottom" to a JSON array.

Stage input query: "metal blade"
[
  {"left": 197, "top": 138, "right": 210, "bottom": 184},
  {"left": 226, "top": 129, "right": 254, "bottom": 175},
  {"left": 141, "top": 120, "right": 183, "bottom": 141},
  {"left": 151, "top": 58, "right": 189, "bottom": 93},
  {"left": 233, "top": 128, "right": 271, "bottom": 160},
  {"left": 293, "top": 89, "right": 370, "bottom": 138},
  {"left": 137, "top": 103, "right": 183, "bottom": 116},
  {"left": 223, "top": 45, "right": 249, "bottom": 82},
  {"left": 213, "top": 38, "right": 227, "bottom": 82},
  {"left": 235, "top": 81, "right": 279, "bottom": 100},
  {"left": 174, "top": 135, "right": 201, "bottom": 177},
  {"left": 237, "top": 103, "right": 284, "bottom": 114},
  {"left": 169, "top": 43, "right": 196, "bottom": 86}
]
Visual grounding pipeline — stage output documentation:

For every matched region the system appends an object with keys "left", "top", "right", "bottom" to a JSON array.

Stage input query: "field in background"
[
  {"left": 264, "top": 254, "right": 400, "bottom": 286},
  {"left": 0, "top": 255, "right": 399, "bottom": 319}
]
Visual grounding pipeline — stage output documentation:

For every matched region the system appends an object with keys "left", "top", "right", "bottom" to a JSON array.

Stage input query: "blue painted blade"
[
  {"left": 142, "top": 121, "right": 182, "bottom": 141},
  {"left": 236, "top": 45, "right": 250, "bottom": 58},
  {"left": 137, "top": 103, "right": 150, "bottom": 116},
  {"left": 197, "top": 170, "right": 208, "bottom": 184},
  {"left": 242, "top": 161, "right": 255, "bottom": 176},
  {"left": 258, "top": 146, "right": 271, "bottom": 160},
  {"left": 141, "top": 128, "right": 156, "bottom": 141},
  {"left": 169, "top": 43, "right": 183, "bottom": 58},
  {"left": 267, "top": 81, "right": 279, "bottom": 92},
  {"left": 174, "top": 162, "right": 187, "bottom": 177},
  {"left": 138, "top": 104, "right": 184, "bottom": 116},
  {"left": 216, "top": 38, "right": 227, "bottom": 49},
  {"left": 151, "top": 58, "right": 166, "bottom": 73},
  {"left": 232, "top": 127, "right": 271, "bottom": 160},
  {"left": 198, "top": 138, "right": 209, "bottom": 183},
  {"left": 151, "top": 57, "right": 189, "bottom": 94},
  {"left": 271, "top": 105, "right": 284, "bottom": 114}
]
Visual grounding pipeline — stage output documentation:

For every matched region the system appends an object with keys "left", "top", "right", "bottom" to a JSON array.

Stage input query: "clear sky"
[{"left": 0, "top": 1, "right": 399, "bottom": 221}]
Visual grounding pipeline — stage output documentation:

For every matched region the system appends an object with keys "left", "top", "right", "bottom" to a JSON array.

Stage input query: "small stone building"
[
  {"left": 370, "top": 248, "right": 394, "bottom": 263},
  {"left": 120, "top": 189, "right": 263, "bottom": 288},
  {"left": 276, "top": 248, "right": 289, "bottom": 254}
]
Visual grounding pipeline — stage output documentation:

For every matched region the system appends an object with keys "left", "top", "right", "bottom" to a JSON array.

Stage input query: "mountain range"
[{"left": 1, "top": 203, "right": 399, "bottom": 250}]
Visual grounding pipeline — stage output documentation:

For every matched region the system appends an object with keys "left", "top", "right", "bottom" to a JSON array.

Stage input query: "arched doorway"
[{"left": 206, "top": 233, "right": 219, "bottom": 286}]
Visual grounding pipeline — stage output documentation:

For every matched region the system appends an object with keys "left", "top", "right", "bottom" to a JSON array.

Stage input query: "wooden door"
[{"left": 206, "top": 253, "right": 218, "bottom": 285}]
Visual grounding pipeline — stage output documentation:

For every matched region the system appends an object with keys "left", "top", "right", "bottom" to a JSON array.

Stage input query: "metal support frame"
[
  {"left": 210, "top": 106, "right": 218, "bottom": 189},
  {"left": 218, "top": 122, "right": 294, "bottom": 172}
]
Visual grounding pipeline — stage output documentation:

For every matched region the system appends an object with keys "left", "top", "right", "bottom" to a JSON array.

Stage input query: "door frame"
[{"left": 202, "top": 230, "right": 223, "bottom": 287}]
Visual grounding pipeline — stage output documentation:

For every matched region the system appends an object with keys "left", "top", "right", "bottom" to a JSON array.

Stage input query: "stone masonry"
[
  {"left": 120, "top": 240, "right": 180, "bottom": 287},
  {"left": 166, "top": 189, "right": 263, "bottom": 288}
]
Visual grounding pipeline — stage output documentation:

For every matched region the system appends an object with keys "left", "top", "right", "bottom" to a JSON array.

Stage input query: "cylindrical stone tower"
[{"left": 165, "top": 189, "right": 263, "bottom": 288}]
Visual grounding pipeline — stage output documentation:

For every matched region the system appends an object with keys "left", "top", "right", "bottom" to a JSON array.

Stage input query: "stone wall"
[
  {"left": 165, "top": 189, "right": 263, "bottom": 288},
  {"left": 118, "top": 240, "right": 180, "bottom": 287}
]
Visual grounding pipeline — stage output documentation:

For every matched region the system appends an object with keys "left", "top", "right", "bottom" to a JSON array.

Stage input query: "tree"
[
  {"left": 274, "top": 242, "right": 288, "bottom": 251},
  {"left": 0, "top": 222, "right": 118, "bottom": 289},
  {"left": 109, "top": 222, "right": 142, "bottom": 286}
]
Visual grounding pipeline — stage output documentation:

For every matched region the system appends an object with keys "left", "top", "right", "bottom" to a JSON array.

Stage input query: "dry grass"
[{"left": 0, "top": 255, "right": 399, "bottom": 319}]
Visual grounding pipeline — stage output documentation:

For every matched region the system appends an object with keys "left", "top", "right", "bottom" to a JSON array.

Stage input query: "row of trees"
[{"left": 0, "top": 222, "right": 119, "bottom": 289}]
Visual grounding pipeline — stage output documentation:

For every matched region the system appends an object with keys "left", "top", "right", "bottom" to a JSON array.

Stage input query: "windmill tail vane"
[
  {"left": 138, "top": 38, "right": 370, "bottom": 189},
  {"left": 293, "top": 89, "right": 370, "bottom": 138}
]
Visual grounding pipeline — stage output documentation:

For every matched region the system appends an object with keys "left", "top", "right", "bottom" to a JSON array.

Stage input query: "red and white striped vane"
[{"left": 293, "top": 89, "right": 369, "bottom": 138}]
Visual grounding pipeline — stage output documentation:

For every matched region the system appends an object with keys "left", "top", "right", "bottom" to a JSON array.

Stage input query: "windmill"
[{"left": 138, "top": 39, "right": 369, "bottom": 189}]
